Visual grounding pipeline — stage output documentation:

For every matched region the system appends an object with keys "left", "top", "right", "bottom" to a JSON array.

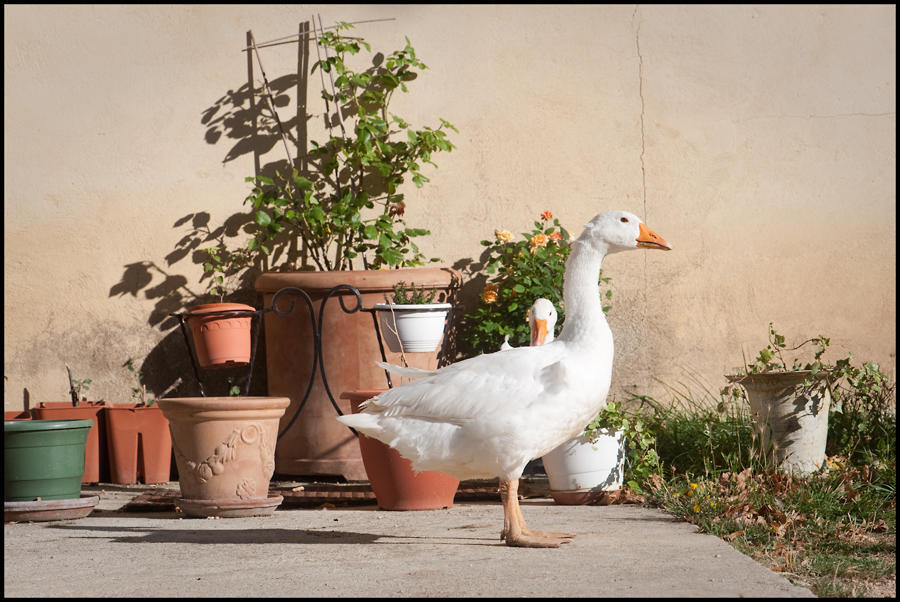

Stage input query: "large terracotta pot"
[
  {"left": 185, "top": 303, "right": 255, "bottom": 369},
  {"left": 254, "top": 267, "right": 460, "bottom": 480},
  {"left": 341, "top": 390, "right": 459, "bottom": 510},
  {"left": 30, "top": 401, "right": 107, "bottom": 483},
  {"left": 158, "top": 396, "right": 289, "bottom": 517},
  {"left": 105, "top": 404, "right": 172, "bottom": 484}
]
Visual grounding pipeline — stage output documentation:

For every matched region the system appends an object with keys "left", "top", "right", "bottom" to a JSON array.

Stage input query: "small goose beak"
[
  {"left": 637, "top": 222, "right": 671, "bottom": 250},
  {"left": 530, "top": 318, "right": 550, "bottom": 346}
]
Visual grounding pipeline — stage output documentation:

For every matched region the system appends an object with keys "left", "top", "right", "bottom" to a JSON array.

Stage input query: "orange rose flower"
[
  {"left": 540, "top": 210, "right": 553, "bottom": 220},
  {"left": 529, "top": 233, "right": 549, "bottom": 248},
  {"left": 548, "top": 231, "right": 563, "bottom": 242},
  {"left": 481, "top": 283, "right": 499, "bottom": 304},
  {"left": 494, "top": 228, "right": 513, "bottom": 243}
]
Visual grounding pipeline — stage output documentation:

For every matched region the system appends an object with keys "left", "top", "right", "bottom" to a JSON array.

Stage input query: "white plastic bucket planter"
[
  {"left": 542, "top": 428, "right": 625, "bottom": 504},
  {"left": 730, "top": 371, "right": 831, "bottom": 474},
  {"left": 374, "top": 303, "right": 451, "bottom": 353}
]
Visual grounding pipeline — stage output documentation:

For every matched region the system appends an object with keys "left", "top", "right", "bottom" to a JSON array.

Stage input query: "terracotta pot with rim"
[
  {"left": 185, "top": 302, "right": 255, "bottom": 369},
  {"left": 105, "top": 403, "right": 172, "bottom": 484},
  {"left": 30, "top": 401, "right": 107, "bottom": 483},
  {"left": 255, "top": 267, "right": 460, "bottom": 481},
  {"left": 158, "top": 396, "right": 290, "bottom": 518},
  {"left": 340, "top": 389, "right": 459, "bottom": 510}
]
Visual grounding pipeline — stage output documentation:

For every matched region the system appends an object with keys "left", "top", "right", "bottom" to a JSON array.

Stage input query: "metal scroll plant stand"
[{"left": 171, "top": 285, "right": 454, "bottom": 442}]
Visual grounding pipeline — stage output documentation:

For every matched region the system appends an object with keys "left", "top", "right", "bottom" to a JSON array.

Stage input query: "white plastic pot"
[
  {"left": 542, "top": 428, "right": 625, "bottom": 503},
  {"left": 374, "top": 303, "right": 451, "bottom": 353}
]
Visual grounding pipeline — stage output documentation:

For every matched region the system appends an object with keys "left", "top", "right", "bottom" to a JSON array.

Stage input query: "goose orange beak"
[
  {"left": 530, "top": 318, "right": 550, "bottom": 346},
  {"left": 637, "top": 222, "right": 671, "bottom": 250}
]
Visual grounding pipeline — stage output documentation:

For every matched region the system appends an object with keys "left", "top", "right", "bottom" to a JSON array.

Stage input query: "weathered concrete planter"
[{"left": 728, "top": 371, "right": 831, "bottom": 474}]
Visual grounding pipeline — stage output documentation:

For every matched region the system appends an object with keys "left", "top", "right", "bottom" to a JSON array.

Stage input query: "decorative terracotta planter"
[
  {"left": 728, "top": 371, "right": 831, "bottom": 474},
  {"left": 542, "top": 429, "right": 626, "bottom": 505},
  {"left": 157, "top": 396, "right": 290, "bottom": 518},
  {"left": 4, "top": 418, "right": 93, "bottom": 501},
  {"left": 105, "top": 404, "right": 172, "bottom": 484},
  {"left": 255, "top": 267, "right": 460, "bottom": 480},
  {"left": 185, "top": 302, "right": 255, "bottom": 369},
  {"left": 341, "top": 390, "right": 459, "bottom": 510},
  {"left": 30, "top": 401, "right": 107, "bottom": 483}
]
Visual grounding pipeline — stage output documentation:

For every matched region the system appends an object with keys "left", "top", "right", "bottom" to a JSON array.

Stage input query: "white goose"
[{"left": 339, "top": 210, "right": 670, "bottom": 547}]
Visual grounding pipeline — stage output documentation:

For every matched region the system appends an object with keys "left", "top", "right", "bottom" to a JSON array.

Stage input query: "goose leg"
[
  {"left": 515, "top": 500, "right": 576, "bottom": 540},
  {"left": 500, "top": 478, "right": 572, "bottom": 548}
]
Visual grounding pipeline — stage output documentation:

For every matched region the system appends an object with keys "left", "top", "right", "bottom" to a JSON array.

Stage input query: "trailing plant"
[
  {"left": 387, "top": 281, "right": 439, "bottom": 304},
  {"left": 722, "top": 323, "right": 895, "bottom": 420},
  {"left": 243, "top": 22, "right": 458, "bottom": 272},
  {"left": 462, "top": 211, "right": 612, "bottom": 354}
]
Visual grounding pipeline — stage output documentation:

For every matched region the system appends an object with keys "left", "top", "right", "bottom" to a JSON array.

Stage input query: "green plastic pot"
[{"left": 4, "top": 419, "right": 93, "bottom": 501}]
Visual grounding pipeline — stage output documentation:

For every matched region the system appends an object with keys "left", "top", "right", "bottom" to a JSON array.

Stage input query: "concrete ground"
[{"left": 3, "top": 482, "right": 815, "bottom": 598}]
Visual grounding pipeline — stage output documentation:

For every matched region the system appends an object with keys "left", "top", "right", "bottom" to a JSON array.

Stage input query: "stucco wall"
[{"left": 4, "top": 4, "right": 895, "bottom": 411}]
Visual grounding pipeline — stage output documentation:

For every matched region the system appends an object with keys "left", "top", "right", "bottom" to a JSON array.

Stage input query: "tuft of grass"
[{"left": 621, "top": 375, "right": 896, "bottom": 598}]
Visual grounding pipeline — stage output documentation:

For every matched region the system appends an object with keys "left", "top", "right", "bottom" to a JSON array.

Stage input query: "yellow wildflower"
[
  {"left": 673, "top": 492, "right": 680, "bottom": 498},
  {"left": 690, "top": 483, "right": 698, "bottom": 489},
  {"left": 494, "top": 228, "right": 513, "bottom": 243},
  {"left": 686, "top": 489, "right": 694, "bottom": 497},
  {"left": 693, "top": 504, "right": 701, "bottom": 513}
]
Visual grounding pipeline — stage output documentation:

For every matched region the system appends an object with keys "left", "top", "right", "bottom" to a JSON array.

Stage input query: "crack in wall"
[{"left": 633, "top": 5, "right": 647, "bottom": 219}]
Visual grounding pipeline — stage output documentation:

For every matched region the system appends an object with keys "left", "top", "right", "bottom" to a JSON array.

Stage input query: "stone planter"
[
  {"left": 728, "top": 371, "right": 831, "bottom": 474},
  {"left": 158, "top": 396, "right": 290, "bottom": 518}
]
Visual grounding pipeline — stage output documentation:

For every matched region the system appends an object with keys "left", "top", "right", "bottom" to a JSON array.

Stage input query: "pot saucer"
[
  {"left": 4, "top": 495, "right": 100, "bottom": 523},
  {"left": 175, "top": 493, "right": 283, "bottom": 518}
]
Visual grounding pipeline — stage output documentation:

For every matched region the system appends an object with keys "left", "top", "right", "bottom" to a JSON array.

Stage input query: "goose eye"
[{"left": 620, "top": 217, "right": 629, "bottom": 223}]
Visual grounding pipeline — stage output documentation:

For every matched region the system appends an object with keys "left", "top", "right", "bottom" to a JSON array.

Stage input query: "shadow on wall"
[{"left": 107, "top": 21, "right": 494, "bottom": 397}]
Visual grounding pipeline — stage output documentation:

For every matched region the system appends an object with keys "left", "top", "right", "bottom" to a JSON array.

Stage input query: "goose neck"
[{"left": 559, "top": 239, "right": 607, "bottom": 340}]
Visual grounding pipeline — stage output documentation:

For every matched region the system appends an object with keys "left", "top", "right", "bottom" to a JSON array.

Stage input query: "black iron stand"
[{"left": 171, "top": 285, "right": 454, "bottom": 442}]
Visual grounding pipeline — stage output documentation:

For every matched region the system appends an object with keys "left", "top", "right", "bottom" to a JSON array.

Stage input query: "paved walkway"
[{"left": 4, "top": 482, "right": 815, "bottom": 598}]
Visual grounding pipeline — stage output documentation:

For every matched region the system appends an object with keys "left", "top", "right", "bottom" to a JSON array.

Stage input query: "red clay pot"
[
  {"left": 255, "top": 268, "right": 460, "bottom": 481},
  {"left": 30, "top": 401, "right": 108, "bottom": 483},
  {"left": 105, "top": 404, "right": 172, "bottom": 484},
  {"left": 341, "top": 389, "right": 459, "bottom": 511},
  {"left": 185, "top": 303, "right": 255, "bottom": 369},
  {"left": 4, "top": 410, "right": 33, "bottom": 421}
]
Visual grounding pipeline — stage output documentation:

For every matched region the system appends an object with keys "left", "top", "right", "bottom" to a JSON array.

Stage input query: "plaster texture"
[{"left": 3, "top": 4, "right": 895, "bottom": 410}]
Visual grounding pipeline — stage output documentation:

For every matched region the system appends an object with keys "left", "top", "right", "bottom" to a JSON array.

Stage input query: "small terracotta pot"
[
  {"left": 158, "top": 396, "right": 290, "bottom": 517},
  {"left": 185, "top": 303, "right": 255, "bottom": 369},
  {"left": 30, "top": 401, "right": 107, "bottom": 483},
  {"left": 105, "top": 404, "right": 172, "bottom": 484},
  {"left": 341, "top": 390, "right": 459, "bottom": 511}
]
